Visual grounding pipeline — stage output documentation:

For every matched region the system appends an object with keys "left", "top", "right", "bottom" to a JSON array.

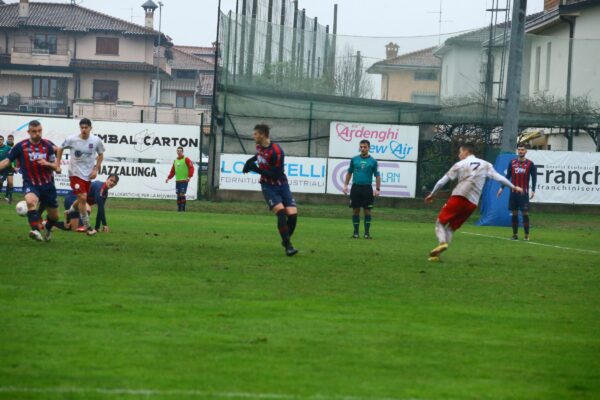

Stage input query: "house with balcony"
[
  {"left": 367, "top": 44, "right": 440, "bottom": 104},
  {"left": 0, "top": 0, "right": 214, "bottom": 124},
  {"left": 524, "top": 0, "right": 600, "bottom": 151}
]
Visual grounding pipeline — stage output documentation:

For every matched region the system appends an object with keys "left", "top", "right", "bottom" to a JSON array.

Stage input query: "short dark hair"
[
  {"left": 254, "top": 124, "right": 270, "bottom": 137},
  {"left": 177, "top": 146, "right": 184, "bottom": 151},
  {"left": 460, "top": 142, "right": 475, "bottom": 154},
  {"left": 517, "top": 143, "right": 528, "bottom": 149},
  {"left": 108, "top": 174, "right": 119, "bottom": 183},
  {"left": 79, "top": 118, "right": 92, "bottom": 127},
  {"left": 359, "top": 139, "right": 370, "bottom": 146},
  {"left": 29, "top": 120, "right": 41, "bottom": 128},
  {"left": 0, "top": 135, "right": 4, "bottom": 140},
  {"left": 7, "top": 134, "right": 14, "bottom": 138}
]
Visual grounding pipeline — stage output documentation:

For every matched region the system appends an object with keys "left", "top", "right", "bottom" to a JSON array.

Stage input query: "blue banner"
[{"left": 477, "top": 152, "right": 521, "bottom": 227}]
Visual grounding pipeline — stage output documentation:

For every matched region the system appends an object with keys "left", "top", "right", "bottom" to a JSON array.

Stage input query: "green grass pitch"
[{"left": 0, "top": 197, "right": 599, "bottom": 400}]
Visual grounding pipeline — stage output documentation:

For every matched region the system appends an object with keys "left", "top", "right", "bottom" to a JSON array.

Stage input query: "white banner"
[
  {"left": 12, "top": 160, "right": 197, "bottom": 200},
  {"left": 219, "top": 153, "right": 327, "bottom": 193},
  {"left": 329, "top": 121, "right": 419, "bottom": 161},
  {"left": 528, "top": 150, "right": 600, "bottom": 205},
  {"left": 326, "top": 158, "right": 417, "bottom": 198},
  {"left": 0, "top": 115, "right": 201, "bottom": 161}
]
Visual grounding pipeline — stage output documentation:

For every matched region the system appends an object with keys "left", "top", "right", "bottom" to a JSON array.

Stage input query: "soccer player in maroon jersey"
[
  {"left": 242, "top": 124, "right": 298, "bottom": 256},
  {"left": 497, "top": 144, "right": 537, "bottom": 241},
  {"left": 0, "top": 120, "right": 65, "bottom": 241}
]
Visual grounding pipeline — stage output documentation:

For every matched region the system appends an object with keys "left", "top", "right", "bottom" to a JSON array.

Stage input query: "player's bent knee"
[
  {"left": 285, "top": 207, "right": 297, "bottom": 215},
  {"left": 271, "top": 204, "right": 285, "bottom": 214}
]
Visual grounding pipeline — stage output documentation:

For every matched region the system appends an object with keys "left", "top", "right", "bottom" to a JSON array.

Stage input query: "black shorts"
[
  {"left": 509, "top": 192, "right": 530, "bottom": 212},
  {"left": 23, "top": 181, "right": 58, "bottom": 209},
  {"left": 350, "top": 184, "right": 374, "bottom": 209},
  {"left": 262, "top": 183, "right": 297, "bottom": 210}
]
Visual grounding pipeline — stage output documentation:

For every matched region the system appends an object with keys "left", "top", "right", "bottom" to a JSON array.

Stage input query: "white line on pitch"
[
  {"left": 462, "top": 231, "right": 600, "bottom": 255},
  {"left": 0, "top": 387, "right": 426, "bottom": 400}
]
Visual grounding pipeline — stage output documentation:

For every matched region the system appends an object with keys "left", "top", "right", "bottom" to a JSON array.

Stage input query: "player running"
[
  {"left": 343, "top": 139, "right": 381, "bottom": 239},
  {"left": 165, "top": 146, "right": 194, "bottom": 212},
  {"left": 56, "top": 118, "right": 105, "bottom": 236},
  {"left": 0, "top": 120, "right": 65, "bottom": 241},
  {"left": 425, "top": 143, "right": 523, "bottom": 262},
  {"left": 64, "top": 174, "right": 119, "bottom": 232},
  {"left": 497, "top": 144, "right": 537, "bottom": 241},
  {"left": 0, "top": 135, "right": 15, "bottom": 204},
  {"left": 242, "top": 124, "right": 298, "bottom": 256}
]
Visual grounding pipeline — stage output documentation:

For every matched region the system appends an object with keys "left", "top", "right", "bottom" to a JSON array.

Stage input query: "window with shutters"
[
  {"left": 96, "top": 37, "right": 119, "bottom": 55},
  {"left": 176, "top": 91, "right": 194, "bottom": 108}
]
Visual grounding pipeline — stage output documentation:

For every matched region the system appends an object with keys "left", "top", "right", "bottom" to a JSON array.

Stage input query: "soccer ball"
[{"left": 15, "top": 201, "right": 28, "bottom": 217}]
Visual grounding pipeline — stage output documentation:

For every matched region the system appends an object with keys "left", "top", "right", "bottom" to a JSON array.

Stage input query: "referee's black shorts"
[{"left": 349, "top": 184, "right": 374, "bottom": 209}]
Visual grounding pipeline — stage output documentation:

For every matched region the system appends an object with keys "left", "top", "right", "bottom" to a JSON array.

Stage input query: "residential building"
[
  {"left": 0, "top": 0, "right": 210, "bottom": 125},
  {"left": 525, "top": 0, "right": 600, "bottom": 151},
  {"left": 367, "top": 44, "right": 440, "bottom": 104}
]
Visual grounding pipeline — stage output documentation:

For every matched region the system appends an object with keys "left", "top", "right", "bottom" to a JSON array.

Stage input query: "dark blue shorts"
[
  {"left": 23, "top": 181, "right": 58, "bottom": 209},
  {"left": 261, "top": 183, "right": 297, "bottom": 210},
  {"left": 509, "top": 192, "right": 530, "bottom": 212},
  {"left": 176, "top": 181, "right": 189, "bottom": 195}
]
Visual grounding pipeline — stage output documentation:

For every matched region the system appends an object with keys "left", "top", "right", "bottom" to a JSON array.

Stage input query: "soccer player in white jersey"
[
  {"left": 56, "top": 118, "right": 105, "bottom": 236},
  {"left": 425, "top": 143, "right": 523, "bottom": 262}
]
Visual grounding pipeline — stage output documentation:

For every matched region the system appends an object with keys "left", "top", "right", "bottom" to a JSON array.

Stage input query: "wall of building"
[
  {"left": 571, "top": 6, "right": 600, "bottom": 104},
  {"left": 78, "top": 71, "right": 152, "bottom": 105},
  {"left": 383, "top": 69, "right": 439, "bottom": 103},
  {"left": 546, "top": 132, "right": 597, "bottom": 151},
  {"left": 75, "top": 34, "right": 153, "bottom": 64},
  {"left": 527, "top": 25, "right": 570, "bottom": 99},
  {"left": 439, "top": 46, "right": 483, "bottom": 99}
]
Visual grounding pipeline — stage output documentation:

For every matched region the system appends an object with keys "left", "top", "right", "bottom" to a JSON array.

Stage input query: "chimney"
[
  {"left": 19, "top": 0, "right": 29, "bottom": 22},
  {"left": 142, "top": 0, "right": 158, "bottom": 29},
  {"left": 386, "top": 42, "right": 399, "bottom": 59}
]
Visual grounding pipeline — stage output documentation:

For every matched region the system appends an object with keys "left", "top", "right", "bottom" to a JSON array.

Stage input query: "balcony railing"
[
  {"left": 13, "top": 47, "right": 70, "bottom": 56},
  {"left": 0, "top": 96, "right": 69, "bottom": 116}
]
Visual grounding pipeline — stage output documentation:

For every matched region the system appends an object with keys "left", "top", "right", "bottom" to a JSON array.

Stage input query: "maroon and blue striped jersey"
[
  {"left": 506, "top": 158, "right": 537, "bottom": 193},
  {"left": 256, "top": 142, "right": 287, "bottom": 185},
  {"left": 8, "top": 139, "right": 56, "bottom": 186}
]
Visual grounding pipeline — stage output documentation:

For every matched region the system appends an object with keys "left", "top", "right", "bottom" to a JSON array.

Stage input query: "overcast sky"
[{"left": 34, "top": 0, "right": 544, "bottom": 46}]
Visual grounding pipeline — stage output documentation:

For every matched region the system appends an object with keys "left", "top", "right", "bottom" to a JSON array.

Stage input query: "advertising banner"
[
  {"left": 0, "top": 115, "right": 201, "bottom": 161},
  {"left": 527, "top": 150, "right": 600, "bottom": 205},
  {"left": 329, "top": 121, "right": 419, "bottom": 161},
  {"left": 326, "top": 158, "right": 417, "bottom": 198},
  {"left": 12, "top": 160, "right": 196, "bottom": 200},
  {"left": 219, "top": 154, "right": 327, "bottom": 193}
]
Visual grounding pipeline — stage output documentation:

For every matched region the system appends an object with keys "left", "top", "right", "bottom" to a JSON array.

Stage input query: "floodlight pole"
[{"left": 501, "top": 0, "right": 527, "bottom": 152}]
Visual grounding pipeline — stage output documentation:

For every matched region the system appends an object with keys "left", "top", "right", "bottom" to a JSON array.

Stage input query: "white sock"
[
  {"left": 435, "top": 220, "right": 447, "bottom": 244},
  {"left": 80, "top": 211, "right": 90, "bottom": 228},
  {"left": 445, "top": 226, "right": 454, "bottom": 244}
]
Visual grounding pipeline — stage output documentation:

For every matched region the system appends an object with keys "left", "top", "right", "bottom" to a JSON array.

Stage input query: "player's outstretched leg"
[
  {"left": 363, "top": 209, "right": 372, "bottom": 239},
  {"left": 523, "top": 212, "right": 530, "bottom": 241},
  {"left": 429, "top": 219, "right": 449, "bottom": 261},
  {"left": 352, "top": 209, "right": 360, "bottom": 239},
  {"left": 511, "top": 212, "right": 519, "bottom": 240}
]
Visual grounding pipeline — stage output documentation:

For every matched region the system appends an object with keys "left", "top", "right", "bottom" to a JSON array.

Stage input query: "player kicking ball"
[
  {"left": 425, "top": 143, "right": 523, "bottom": 262},
  {"left": 56, "top": 118, "right": 105, "bottom": 236},
  {"left": 0, "top": 120, "right": 66, "bottom": 241},
  {"left": 343, "top": 139, "right": 380, "bottom": 239},
  {"left": 242, "top": 124, "right": 298, "bottom": 256}
]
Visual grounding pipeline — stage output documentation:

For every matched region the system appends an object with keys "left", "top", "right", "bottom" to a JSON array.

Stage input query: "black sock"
[
  {"left": 364, "top": 215, "right": 372, "bottom": 235},
  {"left": 287, "top": 214, "right": 297, "bottom": 237},
  {"left": 523, "top": 215, "right": 530, "bottom": 235},
  {"left": 6, "top": 185, "right": 12, "bottom": 201},
  {"left": 177, "top": 198, "right": 182, "bottom": 211},
  {"left": 53, "top": 221, "right": 67, "bottom": 231},
  {"left": 512, "top": 214, "right": 518, "bottom": 235},
  {"left": 352, "top": 215, "right": 360, "bottom": 234},
  {"left": 277, "top": 210, "right": 290, "bottom": 247},
  {"left": 27, "top": 210, "right": 40, "bottom": 230},
  {"left": 182, "top": 196, "right": 186, "bottom": 211}
]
